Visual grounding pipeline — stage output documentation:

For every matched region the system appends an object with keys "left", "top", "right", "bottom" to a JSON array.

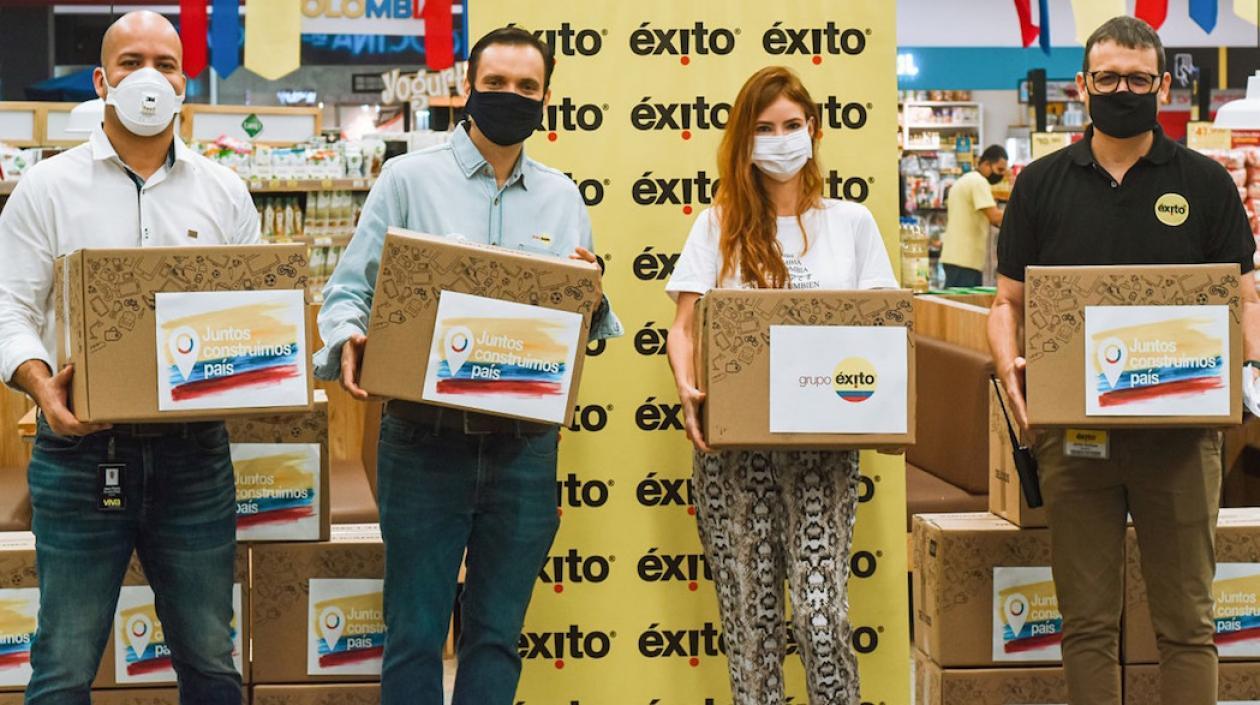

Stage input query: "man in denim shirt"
[{"left": 314, "top": 27, "right": 620, "bottom": 705}]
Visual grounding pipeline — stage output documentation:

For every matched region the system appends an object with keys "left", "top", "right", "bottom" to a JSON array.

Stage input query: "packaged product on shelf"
[
  {"left": 0, "top": 144, "right": 43, "bottom": 181},
  {"left": 900, "top": 218, "right": 930, "bottom": 293}
]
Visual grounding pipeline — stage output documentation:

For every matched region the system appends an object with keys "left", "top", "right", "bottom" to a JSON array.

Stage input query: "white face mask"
[
  {"left": 751, "top": 127, "right": 813, "bottom": 182},
  {"left": 102, "top": 67, "right": 185, "bottom": 137}
]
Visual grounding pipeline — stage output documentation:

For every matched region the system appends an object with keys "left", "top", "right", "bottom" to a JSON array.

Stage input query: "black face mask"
[
  {"left": 986, "top": 170, "right": 1005, "bottom": 185},
  {"left": 1088, "top": 90, "right": 1158, "bottom": 139},
  {"left": 464, "top": 87, "right": 543, "bottom": 146}
]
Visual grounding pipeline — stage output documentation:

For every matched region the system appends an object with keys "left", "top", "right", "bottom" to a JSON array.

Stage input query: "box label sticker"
[
  {"left": 308, "top": 578, "right": 386, "bottom": 676},
  {"left": 113, "top": 584, "right": 243, "bottom": 683},
  {"left": 0, "top": 587, "right": 38, "bottom": 687},
  {"left": 421, "top": 291, "right": 583, "bottom": 424},
  {"left": 768, "top": 325, "right": 908, "bottom": 434},
  {"left": 233, "top": 442, "right": 321, "bottom": 541},
  {"left": 1084, "top": 305, "right": 1230, "bottom": 417},
  {"left": 993, "top": 566, "right": 1063, "bottom": 662},
  {"left": 1214, "top": 563, "right": 1260, "bottom": 657},
  {"left": 155, "top": 290, "right": 309, "bottom": 412}
]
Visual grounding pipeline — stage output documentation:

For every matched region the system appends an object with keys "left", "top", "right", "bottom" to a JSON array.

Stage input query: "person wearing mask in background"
[
  {"left": 940, "top": 144, "right": 1007, "bottom": 288},
  {"left": 988, "top": 17, "right": 1260, "bottom": 705},
  {"left": 664, "top": 66, "right": 897, "bottom": 705},
  {"left": 0, "top": 11, "right": 258, "bottom": 705},
  {"left": 315, "top": 27, "right": 620, "bottom": 705}
]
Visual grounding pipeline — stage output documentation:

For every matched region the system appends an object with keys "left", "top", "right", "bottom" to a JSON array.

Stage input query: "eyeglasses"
[{"left": 1086, "top": 71, "right": 1162, "bottom": 95}]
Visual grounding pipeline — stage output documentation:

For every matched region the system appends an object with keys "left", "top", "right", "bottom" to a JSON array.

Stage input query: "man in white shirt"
[{"left": 0, "top": 12, "right": 256, "bottom": 705}]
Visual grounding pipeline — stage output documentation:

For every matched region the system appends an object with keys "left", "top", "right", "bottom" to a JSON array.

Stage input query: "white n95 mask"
[
  {"left": 103, "top": 67, "right": 185, "bottom": 137},
  {"left": 751, "top": 127, "right": 813, "bottom": 182}
]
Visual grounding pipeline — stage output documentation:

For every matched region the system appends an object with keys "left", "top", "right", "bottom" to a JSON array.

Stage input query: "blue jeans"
[
  {"left": 24, "top": 419, "right": 241, "bottom": 705},
  {"left": 943, "top": 263, "right": 983, "bottom": 288},
  {"left": 376, "top": 414, "right": 560, "bottom": 705}
]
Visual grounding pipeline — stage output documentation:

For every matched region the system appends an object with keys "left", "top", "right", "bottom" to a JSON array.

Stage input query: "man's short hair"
[
  {"left": 468, "top": 26, "right": 555, "bottom": 92},
  {"left": 980, "top": 145, "right": 1009, "bottom": 164},
  {"left": 1082, "top": 16, "right": 1166, "bottom": 75}
]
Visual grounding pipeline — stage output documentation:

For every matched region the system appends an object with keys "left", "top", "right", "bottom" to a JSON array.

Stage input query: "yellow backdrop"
[{"left": 469, "top": 3, "right": 908, "bottom": 703}]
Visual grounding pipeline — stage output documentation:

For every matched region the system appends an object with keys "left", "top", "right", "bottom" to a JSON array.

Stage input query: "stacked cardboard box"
[{"left": 912, "top": 513, "right": 1069, "bottom": 703}]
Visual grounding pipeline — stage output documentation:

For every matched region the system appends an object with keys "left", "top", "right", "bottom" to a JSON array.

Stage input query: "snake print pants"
[{"left": 693, "top": 448, "right": 862, "bottom": 705}]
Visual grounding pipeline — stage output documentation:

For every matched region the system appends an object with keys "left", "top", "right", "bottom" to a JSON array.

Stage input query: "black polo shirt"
[{"left": 997, "top": 126, "right": 1255, "bottom": 281}]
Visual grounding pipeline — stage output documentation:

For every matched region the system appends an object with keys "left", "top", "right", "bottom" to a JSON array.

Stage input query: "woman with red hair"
[{"left": 665, "top": 66, "right": 897, "bottom": 705}]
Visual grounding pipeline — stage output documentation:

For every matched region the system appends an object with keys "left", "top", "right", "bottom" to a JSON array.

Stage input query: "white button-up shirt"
[{"left": 0, "top": 125, "right": 260, "bottom": 384}]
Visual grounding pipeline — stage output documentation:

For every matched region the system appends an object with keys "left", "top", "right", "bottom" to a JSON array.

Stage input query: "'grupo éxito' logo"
[
  {"left": 638, "top": 622, "right": 726, "bottom": 666},
  {"left": 539, "top": 548, "right": 614, "bottom": 591},
  {"left": 637, "top": 548, "right": 711, "bottom": 591},
  {"left": 833, "top": 357, "right": 877, "bottom": 402},
  {"left": 632, "top": 171, "right": 718, "bottom": 215},
  {"left": 631, "top": 96, "right": 732, "bottom": 138},
  {"left": 518, "top": 625, "right": 614, "bottom": 668},
  {"left": 629, "top": 21, "right": 738, "bottom": 64}
]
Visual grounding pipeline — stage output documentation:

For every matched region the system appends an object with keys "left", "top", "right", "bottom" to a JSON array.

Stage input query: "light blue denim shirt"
[{"left": 312, "top": 124, "right": 622, "bottom": 380}]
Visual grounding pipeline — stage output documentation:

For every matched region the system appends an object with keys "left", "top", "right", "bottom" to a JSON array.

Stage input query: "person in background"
[
  {"left": 664, "top": 66, "right": 897, "bottom": 705},
  {"left": 0, "top": 11, "right": 257, "bottom": 705},
  {"left": 940, "top": 144, "right": 1008, "bottom": 288},
  {"left": 988, "top": 16, "right": 1260, "bottom": 705},
  {"left": 314, "top": 26, "right": 620, "bottom": 705}
]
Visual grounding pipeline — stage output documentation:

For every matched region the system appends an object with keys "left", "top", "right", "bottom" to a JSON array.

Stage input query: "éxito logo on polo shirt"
[
  {"left": 1155, "top": 193, "right": 1189, "bottom": 226},
  {"left": 833, "top": 357, "right": 877, "bottom": 402}
]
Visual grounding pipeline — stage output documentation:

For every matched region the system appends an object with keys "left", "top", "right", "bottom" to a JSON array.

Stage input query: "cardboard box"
[
  {"left": 1125, "top": 508, "right": 1260, "bottom": 664},
  {"left": 228, "top": 390, "right": 331, "bottom": 542},
  {"left": 694, "top": 289, "right": 916, "bottom": 449},
  {"left": 360, "top": 228, "right": 602, "bottom": 426},
  {"left": 1024, "top": 265, "right": 1242, "bottom": 428},
  {"left": 96, "top": 548, "right": 250, "bottom": 687},
  {"left": 913, "top": 513, "right": 1061, "bottom": 667},
  {"left": 252, "top": 684, "right": 381, "bottom": 705},
  {"left": 55, "top": 244, "right": 313, "bottom": 423},
  {"left": 915, "top": 651, "right": 1069, "bottom": 705},
  {"left": 0, "top": 532, "right": 37, "bottom": 692},
  {"left": 250, "top": 524, "right": 386, "bottom": 683},
  {"left": 988, "top": 385, "right": 1048, "bottom": 528},
  {"left": 1125, "top": 662, "right": 1260, "bottom": 704},
  {"left": 0, "top": 690, "right": 182, "bottom": 705}
]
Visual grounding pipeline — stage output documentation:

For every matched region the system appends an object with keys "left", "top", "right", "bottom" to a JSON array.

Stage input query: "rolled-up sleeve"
[
  {"left": 312, "top": 164, "right": 405, "bottom": 380},
  {"left": 0, "top": 176, "right": 56, "bottom": 386}
]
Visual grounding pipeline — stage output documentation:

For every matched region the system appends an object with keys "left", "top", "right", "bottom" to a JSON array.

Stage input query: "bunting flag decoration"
[
  {"left": 422, "top": 0, "right": 455, "bottom": 70},
  {"left": 1070, "top": 0, "right": 1126, "bottom": 44},
  {"left": 1038, "top": 0, "right": 1052, "bottom": 54},
  {"left": 210, "top": 0, "right": 241, "bottom": 77},
  {"left": 244, "top": 0, "right": 301, "bottom": 81},
  {"left": 1135, "top": 0, "right": 1170, "bottom": 29},
  {"left": 1013, "top": 0, "right": 1040, "bottom": 47},
  {"left": 1235, "top": 0, "right": 1258, "bottom": 26},
  {"left": 1189, "top": 0, "right": 1219, "bottom": 33},
  {"left": 180, "top": 0, "right": 208, "bottom": 78}
]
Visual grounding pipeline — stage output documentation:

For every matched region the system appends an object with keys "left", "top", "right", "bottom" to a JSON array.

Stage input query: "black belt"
[{"left": 385, "top": 400, "right": 552, "bottom": 436}]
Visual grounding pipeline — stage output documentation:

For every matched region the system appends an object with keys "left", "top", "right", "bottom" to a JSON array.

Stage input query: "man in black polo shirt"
[{"left": 988, "top": 16, "right": 1260, "bottom": 705}]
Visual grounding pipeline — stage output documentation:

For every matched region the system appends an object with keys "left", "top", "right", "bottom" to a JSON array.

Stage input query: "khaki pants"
[{"left": 1035, "top": 428, "right": 1221, "bottom": 705}]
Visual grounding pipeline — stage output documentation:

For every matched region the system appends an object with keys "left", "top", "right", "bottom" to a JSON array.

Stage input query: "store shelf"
[
  {"left": 906, "top": 123, "right": 980, "bottom": 130},
  {"left": 248, "top": 177, "right": 375, "bottom": 193},
  {"left": 0, "top": 181, "right": 16, "bottom": 196}
]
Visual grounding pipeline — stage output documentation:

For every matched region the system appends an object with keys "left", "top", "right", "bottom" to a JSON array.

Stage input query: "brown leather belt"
[{"left": 384, "top": 400, "right": 552, "bottom": 436}]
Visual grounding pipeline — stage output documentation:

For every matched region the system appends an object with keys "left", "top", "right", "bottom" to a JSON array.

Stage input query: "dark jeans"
[
  {"left": 24, "top": 419, "right": 240, "bottom": 705},
  {"left": 376, "top": 414, "right": 560, "bottom": 705},
  {"left": 943, "top": 263, "right": 983, "bottom": 288}
]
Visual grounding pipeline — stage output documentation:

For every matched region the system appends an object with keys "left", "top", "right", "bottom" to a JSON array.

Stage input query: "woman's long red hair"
[{"left": 715, "top": 66, "right": 823, "bottom": 289}]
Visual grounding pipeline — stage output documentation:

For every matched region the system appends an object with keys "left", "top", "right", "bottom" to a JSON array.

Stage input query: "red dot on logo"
[
  {"left": 547, "top": 132, "right": 558, "bottom": 142},
  {"left": 680, "top": 56, "right": 691, "bottom": 66},
  {"left": 681, "top": 130, "right": 692, "bottom": 140},
  {"left": 689, "top": 657, "right": 700, "bottom": 667},
  {"left": 688, "top": 581, "right": 699, "bottom": 592},
  {"left": 687, "top": 506, "right": 697, "bottom": 516},
  {"left": 812, "top": 55, "right": 823, "bottom": 65},
  {"left": 682, "top": 205, "right": 693, "bottom": 215},
  {"left": 554, "top": 584, "right": 564, "bottom": 594},
  {"left": 555, "top": 659, "right": 565, "bottom": 669}
]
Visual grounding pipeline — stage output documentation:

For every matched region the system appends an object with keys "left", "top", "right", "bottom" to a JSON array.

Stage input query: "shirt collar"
[
  {"left": 1070, "top": 124, "right": 1176, "bottom": 167},
  {"left": 89, "top": 124, "right": 191, "bottom": 168},
  {"left": 450, "top": 122, "right": 530, "bottom": 190}
]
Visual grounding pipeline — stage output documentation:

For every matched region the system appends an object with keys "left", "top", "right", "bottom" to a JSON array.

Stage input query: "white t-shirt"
[{"left": 665, "top": 199, "right": 899, "bottom": 299}]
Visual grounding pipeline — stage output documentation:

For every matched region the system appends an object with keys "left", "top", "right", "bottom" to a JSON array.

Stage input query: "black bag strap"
[{"left": 990, "top": 375, "right": 1023, "bottom": 448}]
